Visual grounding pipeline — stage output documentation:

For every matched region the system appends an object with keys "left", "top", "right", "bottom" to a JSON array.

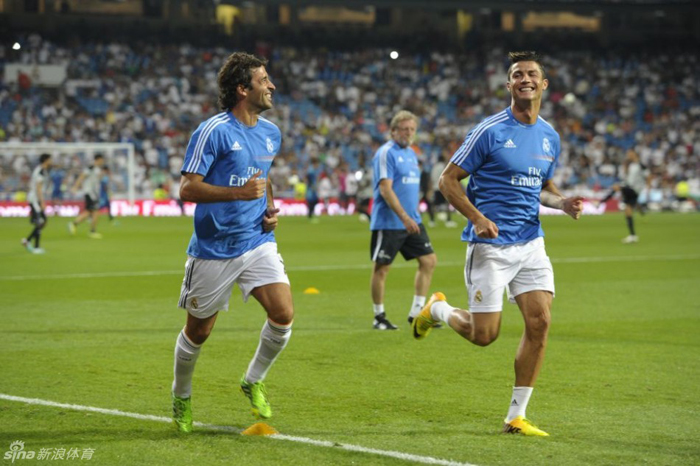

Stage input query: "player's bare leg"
[
  {"left": 502, "top": 290, "right": 551, "bottom": 436},
  {"left": 370, "top": 263, "right": 397, "bottom": 329},
  {"left": 241, "top": 283, "right": 294, "bottom": 419},
  {"left": 407, "top": 253, "right": 437, "bottom": 323}
]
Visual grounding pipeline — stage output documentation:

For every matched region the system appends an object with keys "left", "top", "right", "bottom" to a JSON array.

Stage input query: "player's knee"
[
  {"left": 186, "top": 326, "right": 212, "bottom": 345},
  {"left": 268, "top": 306, "right": 294, "bottom": 326},
  {"left": 525, "top": 311, "right": 551, "bottom": 338},
  {"left": 421, "top": 254, "right": 437, "bottom": 271},
  {"left": 472, "top": 329, "right": 499, "bottom": 347}
]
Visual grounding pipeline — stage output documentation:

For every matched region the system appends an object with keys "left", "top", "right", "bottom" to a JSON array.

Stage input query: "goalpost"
[{"left": 0, "top": 142, "right": 136, "bottom": 205}]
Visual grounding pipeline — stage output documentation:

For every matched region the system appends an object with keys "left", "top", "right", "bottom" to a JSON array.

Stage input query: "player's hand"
[
  {"left": 239, "top": 171, "right": 266, "bottom": 200},
  {"left": 474, "top": 216, "right": 498, "bottom": 239},
  {"left": 563, "top": 196, "right": 584, "bottom": 220},
  {"left": 402, "top": 216, "right": 421, "bottom": 235},
  {"left": 263, "top": 207, "right": 280, "bottom": 232}
]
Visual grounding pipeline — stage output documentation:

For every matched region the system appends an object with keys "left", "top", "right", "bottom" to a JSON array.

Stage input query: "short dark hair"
[
  {"left": 217, "top": 52, "right": 268, "bottom": 110},
  {"left": 94, "top": 154, "right": 104, "bottom": 161},
  {"left": 39, "top": 153, "right": 51, "bottom": 163},
  {"left": 507, "top": 51, "right": 546, "bottom": 80}
]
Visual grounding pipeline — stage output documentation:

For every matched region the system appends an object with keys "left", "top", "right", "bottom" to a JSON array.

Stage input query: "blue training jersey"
[
  {"left": 181, "top": 112, "right": 281, "bottom": 259},
  {"left": 451, "top": 107, "right": 560, "bottom": 245},
  {"left": 370, "top": 141, "right": 422, "bottom": 230}
]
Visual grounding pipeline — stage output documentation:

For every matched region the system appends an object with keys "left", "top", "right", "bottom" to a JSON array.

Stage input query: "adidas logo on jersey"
[
  {"left": 504, "top": 139, "right": 517, "bottom": 148},
  {"left": 231, "top": 141, "right": 242, "bottom": 151}
]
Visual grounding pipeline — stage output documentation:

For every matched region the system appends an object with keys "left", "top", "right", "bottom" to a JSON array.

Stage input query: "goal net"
[{"left": 0, "top": 142, "right": 136, "bottom": 215}]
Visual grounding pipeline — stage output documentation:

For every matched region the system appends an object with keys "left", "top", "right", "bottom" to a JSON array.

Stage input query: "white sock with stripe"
[
  {"left": 172, "top": 329, "right": 201, "bottom": 398},
  {"left": 244, "top": 320, "right": 293, "bottom": 384},
  {"left": 408, "top": 295, "right": 426, "bottom": 319},
  {"left": 431, "top": 301, "right": 457, "bottom": 323},
  {"left": 506, "top": 386, "right": 533, "bottom": 422}
]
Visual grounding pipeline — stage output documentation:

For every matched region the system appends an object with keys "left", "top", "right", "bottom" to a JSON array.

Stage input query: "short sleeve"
[
  {"left": 450, "top": 127, "right": 491, "bottom": 175},
  {"left": 544, "top": 135, "right": 561, "bottom": 181},
  {"left": 181, "top": 122, "right": 225, "bottom": 176},
  {"left": 375, "top": 145, "right": 395, "bottom": 182}
]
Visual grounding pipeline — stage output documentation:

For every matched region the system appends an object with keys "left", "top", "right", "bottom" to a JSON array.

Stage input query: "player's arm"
[
  {"left": 36, "top": 179, "right": 45, "bottom": 211},
  {"left": 540, "top": 180, "right": 583, "bottom": 220},
  {"left": 179, "top": 172, "right": 265, "bottom": 203},
  {"left": 438, "top": 163, "right": 498, "bottom": 239},
  {"left": 71, "top": 172, "right": 86, "bottom": 193},
  {"left": 378, "top": 179, "right": 420, "bottom": 234},
  {"left": 262, "top": 177, "right": 280, "bottom": 232}
]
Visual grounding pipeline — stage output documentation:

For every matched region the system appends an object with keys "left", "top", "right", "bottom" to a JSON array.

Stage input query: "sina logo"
[
  {"left": 543, "top": 138, "right": 551, "bottom": 153},
  {"left": 504, "top": 139, "right": 517, "bottom": 148},
  {"left": 4, "top": 441, "right": 35, "bottom": 462},
  {"left": 231, "top": 141, "right": 242, "bottom": 151},
  {"left": 266, "top": 138, "right": 274, "bottom": 153}
]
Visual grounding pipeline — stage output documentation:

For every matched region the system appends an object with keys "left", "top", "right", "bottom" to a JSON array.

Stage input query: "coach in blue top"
[
  {"left": 370, "top": 111, "right": 438, "bottom": 330},
  {"left": 412, "top": 52, "right": 583, "bottom": 436},
  {"left": 171, "top": 52, "right": 294, "bottom": 432}
]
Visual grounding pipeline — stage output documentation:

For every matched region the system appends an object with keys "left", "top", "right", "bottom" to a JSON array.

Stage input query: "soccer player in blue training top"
[
  {"left": 370, "top": 110, "right": 438, "bottom": 330},
  {"left": 171, "top": 52, "right": 294, "bottom": 433},
  {"left": 22, "top": 153, "right": 51, "bottom": 254},
  {"left": 412, "top": 51, "right": 583, "bottom": 436}
]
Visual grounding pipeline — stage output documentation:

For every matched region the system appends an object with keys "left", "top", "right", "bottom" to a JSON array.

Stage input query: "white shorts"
[
  {"left": 464, "top": 237, "right": 554, "bottom": 313},
  {"left": 178, "top": 241, "right": 290, "bottom": 319}
]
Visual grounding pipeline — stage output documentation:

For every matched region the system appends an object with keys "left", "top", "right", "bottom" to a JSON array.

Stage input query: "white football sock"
[
  {"left": 244, "top": 320, "right": 293, "bottom": 384},
  {"left": 431, "top": 301, "right": 457, "bottom": 323},
  {"left": 172, "top": 329, "right": 201, "bottom": 398},
  {"left": 408, "top": 295, "right": 426, "bottom": 319},
  {"left": 373, "top": 303, "right": 385, "bottom": 316},
  {"left": 506, "top": 386, "right": 533, "bottom": 421}
]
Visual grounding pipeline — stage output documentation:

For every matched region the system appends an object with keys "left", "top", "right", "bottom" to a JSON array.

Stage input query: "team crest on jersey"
[
  {"left": 474, "top": 290, "right": 483, "bottom": 303},
  {"left": 542, "top": 138, "right": 551, "bottom": 154},
  {"left": 266, "top": 138, "right": 274, "bottom": 153}
]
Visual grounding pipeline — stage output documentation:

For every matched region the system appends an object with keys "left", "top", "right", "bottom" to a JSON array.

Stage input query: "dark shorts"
[
  {"left": 621, "top": 186, "right": 638, "bottom": 207},
  {"left": 85, "top": 195, "right": 98, "bottom": 212},
  {"left": 434, "top": 190, "right": 448, "bottom": 206},
  {"left": 30, "top": 205, "right": 47, "bottom": 226},
  {"left": 370, "top": 224, "right": 434, "bottom": 265}
]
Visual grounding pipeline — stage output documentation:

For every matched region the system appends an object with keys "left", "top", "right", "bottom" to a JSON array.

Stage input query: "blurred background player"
[
  {"left": 419, "top": 158, "right": 436, "bottom": 227},
  {"left": 597, "top": 149, "right": 651, "bottom": 243},
  {"left": 431, "top": 150, "right": 458, "bottom": 228},
  {"left": 413, "top": 52, "right": 583, "bottom": 436},
  {"left": 67, "top": 154, "right": 106, "bottom": 239},
  {"left": 99, "top": 165, "right": 116, "bottom": 223},
  {"left": 22, "top": 153, "right": 51, "bottom": 254},
  {"left": 370, "top": 110, "right": 438, "bottom": 330},
  {"left": 172, "top": 52, "right": 294, "bottom": 433}
]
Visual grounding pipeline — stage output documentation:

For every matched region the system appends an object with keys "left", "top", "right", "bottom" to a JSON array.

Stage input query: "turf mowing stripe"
[
  {"left": 2, "top": 253, "right": 699, "bottom": 281},
  {"left": 0, "top": 393, "right": 475, "bottom": 466}
]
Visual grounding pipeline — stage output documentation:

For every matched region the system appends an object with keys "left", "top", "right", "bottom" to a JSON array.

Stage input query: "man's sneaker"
[
  {"left": 88, "top": 232, "right": 103, "bottom": 239},
  {"left": 373, "top": 312, "right": 398, "bottom": 330},
  {"left": 502, "top": 416, "right": 549, "bottom": 437},
  {"left": 407, "top": 315, "right": 442, "bottom": 328},
  {"left": 240, "top": 375, "right": 272, "bottom": 419},
  {"left": 32, "top": 248, "right": 46, "bottom": 254},
  {"left": 622, "top": 235, "right": 638, "bottom": 244},
  {"left": 172, "top": 394, "right": 193, "bottom": 433},
  {"left": 21, "top": 238, "right": 34, "bottom": 252},
  {"left": 67, "top": 222, "right": 76, "bottom": 235},
  {"left": 412, "top": 292, "right": 446, "bottom": 340}
]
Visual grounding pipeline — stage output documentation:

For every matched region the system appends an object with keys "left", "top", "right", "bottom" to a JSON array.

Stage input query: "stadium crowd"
[{"left": 1, "top": 35, "right": 698, "bottom": 211}]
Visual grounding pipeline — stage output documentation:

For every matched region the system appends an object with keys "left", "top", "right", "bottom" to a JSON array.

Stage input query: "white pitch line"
[
  {"left": 1, "top": 253, "right": 699, "bottom": 282},
  {"left": 0, "top": 393, "right": 474, "bottom": 466}
]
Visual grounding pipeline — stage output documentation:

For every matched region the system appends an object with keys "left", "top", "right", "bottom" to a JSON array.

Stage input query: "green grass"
[{"left": 1, "top": 212, "right": 699, "bottom": 465}]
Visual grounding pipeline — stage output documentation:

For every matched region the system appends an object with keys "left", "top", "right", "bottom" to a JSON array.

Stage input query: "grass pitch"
[{"left": 1, "top": 212, "right": 699, "bottom": 465}]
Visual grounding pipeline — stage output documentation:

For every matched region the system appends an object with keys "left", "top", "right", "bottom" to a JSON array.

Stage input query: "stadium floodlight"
[
  {"left": 390, "top": 51, "right": 399, "bottom": 60},
  {"left": 12, "top": 42, "right": 21, "bottom": 50},
  {"left": 0, "top": 142, "right": 136, "bottom": 205}
]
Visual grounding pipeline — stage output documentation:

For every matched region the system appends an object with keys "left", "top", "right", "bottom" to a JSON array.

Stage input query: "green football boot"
[
  {"left": 172, "top": 394, "right": 193, "bottom": 433},
  {"left": 240, "top": 375, "right": 272, "bottom": 419}
]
